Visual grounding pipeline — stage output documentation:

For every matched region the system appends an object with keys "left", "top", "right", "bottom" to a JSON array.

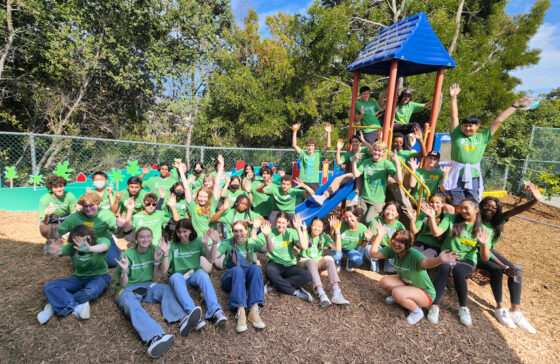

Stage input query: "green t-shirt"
[
  {"left": 168, "top": 238, "right": 205, "bottom": 274},
  {"left": 185, "top": 198, "right": 217, "bottom": 236},
  {"left": 218, "top": 238, "right": 263, "bottom": 269},
  {"left": 220, "top": 208, "right": 260, "bottom": 239},
  {"left": 131, "top": 210, "right": 169, "bottom": 246},
  {"left": 358, "top": 158, "right": 396, "bottom": 203},
  {"left": 380, "top": 246, "right": 436, "bottom": 300},
  {"left": 164, "top": 199, "right": 188, "bottom": 219},
  {"left": 265, "top": 186, "right": 305, "bottom": 213},
  {"left": 58, "top": 210, "right": 117, "bottom": 240},
  {"left": 114, "top": 246, "right": 156, "bottom": 293},
  {"left": 412, "top": 168, "right": 444, "bottom": 202},
  {"left": 257, "top": 227, "right": 299, "bottom": 267},
  {"left": 60, "top": 237, "right": 111, "bottom": 277},
  {"left": 39, "top": 192, "right": 77, "bottom": 219},
  {"left": 143, "top": 175, "right": 178, "bottom": 195},
  {"left": 340, "top": 221, "right": 368, "bottom": 250},
  {"left": 441, "top": 216, "right": 488, "bottom": 263},
  {"left": 118, "top": 189, "right": 148, "bottom": 215},
  {"left": 396, "top": 149, "right": 418, "bottom": 165},
  {"left": 395, "top": 101, "right": 424, "bottom": 124},
  {"left": 368, "top": 216, "right": 406, "bottom": 247},
  {"left": 356, "top": 99, "right": 382, "bottom": 132},
  {"left": 450, "top": 126, "right": 492, "bottom": 178},
  {"left": 298, "top": 151, "right": 325, "bottom": 183},
  {"left": 300, "top": 232, "right": 334, "bottom": 262},
  {"left": 225, "top": 189, "right": 249, "bottom": 203},
  {"left": 414, "top": 211, "right": 452, "bottom": 248},
  {"left": 251, "top": 180, "right": 278, "bottom": 217},
  {"left": 340, "top": 147, "right": 370, "bottom": 166},
  {"left": 482, "top": 214, "right": 509, "bottom": 250},
  {"left": 189, "top": 174, "right": 205, "bottom": 191},
  {"left": 96, "top": 189, "right": 114, "bottom": 211}
]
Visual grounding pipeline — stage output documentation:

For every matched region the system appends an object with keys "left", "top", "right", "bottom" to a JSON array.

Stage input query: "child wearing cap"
[
  {"left": 443, "top": 83, "right": 531, "bottom": 205},
  {"left": 408, "top": 150, "right": 450, "bottom": 206}
]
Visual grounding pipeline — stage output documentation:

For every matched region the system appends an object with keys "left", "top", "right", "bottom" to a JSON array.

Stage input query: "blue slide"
[{"left": 295, "top": 172, "right": 356, "bottom": 225}]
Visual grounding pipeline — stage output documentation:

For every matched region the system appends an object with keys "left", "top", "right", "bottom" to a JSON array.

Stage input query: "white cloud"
[{"left": 510, "top": 23, "right": 560, "bottom": 94}]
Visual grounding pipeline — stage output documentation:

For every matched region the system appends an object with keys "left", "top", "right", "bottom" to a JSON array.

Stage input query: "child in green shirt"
[
  {"left": 291, "top": 122, "right": 332, "bottom": 191},
  {"left": 39, "top": 175, "right": 77, "bottom": 239},
  {"left": 89, "top": 171, "right": 115, "bottom": 212},
  {"left": 211, "top": 194, "right": 260, "bottom": 239},
  {"left": 407, "top": 194, "right": 452, "bottom": 258},
  {"left": 113, "top": 176, "right": 147, "bottom": 216},
  {"left": 257, "top": 175, "right": 313, "bottom": 226},
  {"left": 354, "top": 85, "right": 385, "bottom": 144}
]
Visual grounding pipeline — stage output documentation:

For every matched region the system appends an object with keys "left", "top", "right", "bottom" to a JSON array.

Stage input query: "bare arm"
[
  {"left": 321, "top": 123, "right": 332, "bottom": 154},
  {"left": 449, "top": 83, "right": 460, "bottom": 130},
  {"left": 420, "top": 249, "right": 459, "bottom": 269},
  {"left": 391, "top": 153, "right": 403, "bottom": 185},
  {"left": 368, "top": 221, "right": 386, "bottom": 260},
  {"left": 292, "top": 124, "right": 302, "bottom": 154},
  {"left": 490, "top": 98, "right": 531, "bottom": 135},
  {"left": 352, "top": 153, "right": 362, "bottom": 178},
  {"left": 210, "top": 198, "right": 231, "bottom": 223},
  {"left": 292, "top": 214, "right": 308, "bottom": 250},
  {"left": 503, "top": 183, "right": 541, "bottom": 220},
  {"left": 295, "top": 179, "right": 315, "bottom": 196},
  {"left": 212, "top": 155, "right": 224, "bottom": 201}
]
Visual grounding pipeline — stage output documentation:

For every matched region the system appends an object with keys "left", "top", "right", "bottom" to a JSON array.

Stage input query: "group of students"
[{"left": 36, "top": 83, "right": 538, "bottom": 358}]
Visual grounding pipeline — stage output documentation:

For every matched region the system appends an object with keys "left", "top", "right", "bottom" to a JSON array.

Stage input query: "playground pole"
[
  {"left": 382, "top": 60, "right": 399, "bottom": 145},
  {"left": 348, "top": 71, "right": 360, "bottom": 149},
  {"left": 426, "top": 67, "right": 446, "bottom": 153}
]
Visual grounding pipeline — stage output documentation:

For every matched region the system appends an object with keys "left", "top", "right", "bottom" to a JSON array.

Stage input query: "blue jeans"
[
  {"left": 449, "top": 176, "right": 481, "bottom": 205},
  {"left": 116, "top": 282, "right": 186, "bottom": 343},
  {"left": 169, "top": 270, "right": 221, "bottom": 319},
  {"left": 333, "top": 248, "right": 363, "bottom": 268},
  {"left": 221, "top": 265, "right": 264, "bottom": 311},
  {"left": 43, "top": 274, "right": 111, "bottom": 316},
  {"left": 106, "top": 238, "right": 121, "bottom": 268}
]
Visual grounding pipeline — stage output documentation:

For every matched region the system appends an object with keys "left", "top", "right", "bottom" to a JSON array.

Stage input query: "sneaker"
[
  {"left": 331, "top": 290, "right": 350, "bottom": 305},
  {"left": 345, "top": 259, "right": 354, "bottom": 272},
  {"left": 180, "top": 306, "right": 202, "bottom": 337},
  {"left": 370, "top": 258, "right": 379, "bottom": 272},
  {"left": 336, "top": 264, "right": 341, "bottom": 273},
  {"left": 293, "top": 288, "right": 313, "bottom": 303},
  {"left": 350, "top": 194, "right": 360, "bottom": 206},
  {"left": 184, "top": 269, "right": 194, "bottom": 280},
  {"left": 384, "top": 258, "right": 396, "bottom": 273},
  {"left": 72, "top": 301, "right": 90, "bottom": 320},
  {"left": 427, "top": 305, "right": 439, "bottom": 324},
  {"left": 194, "top": 319, "right": 206, "bottom": 331},
  {"left": 407, "top": 308, "right": 425, "bottom": 325},
  {"left": 37, "top": 303, "right": 54, "bottom": 324},
  {"left": 311, "top": 194, "right": 327, "bottom": 206},
  {"left": 510, "top": 311, "right": 536, "bottom": 334},
  {"left": 264, "top": 281, "right": 275, "bottom": 294},
  {"left": 147, "top": 334, "right": 174, "bottom": 358},
  {"left": 318, "top": 291, "right": 331, "bottom": 308},
  {"left": 495, "top": 308, "right": 516, "bottom": 329},
  {"left": 248, "top": 305, "right": 265, "bottom": 329},
  {"left": 235, "top": 308, "right": 247, "bottom": 333},
  {"left": 210, "top": 309, "right": 227, "bottom": 326},
  {"left": 458, "top": 306, "right": 472, "bottom": 327},
  {"left": 384, "top": 296, "right": 395, "bottom": 305}
]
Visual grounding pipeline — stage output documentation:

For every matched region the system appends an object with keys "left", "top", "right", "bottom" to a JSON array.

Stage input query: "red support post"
[
  {"left": 426, "top": 67, "right": 446, "bottom": 153},
  {"left": 382, "top": 60, "right": 399, "bottom": 145},
  {"left": 348, "top": 71, "right": 360, "bottom": 150}
]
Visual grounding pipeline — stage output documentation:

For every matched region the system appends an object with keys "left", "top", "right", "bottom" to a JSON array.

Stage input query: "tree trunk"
[
  {"left": 0, "top": 0, "right": 15, "bottom": 81},
  {"left": 447, "top": 0, "right": 465, "bottom": 55}
]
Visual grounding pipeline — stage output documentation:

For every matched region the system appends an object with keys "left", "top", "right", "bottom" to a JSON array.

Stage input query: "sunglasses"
[{"left": 145, "top": 202, "right": 157, "bottom": 207}]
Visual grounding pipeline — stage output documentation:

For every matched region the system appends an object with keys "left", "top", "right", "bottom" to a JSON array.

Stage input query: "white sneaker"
[
  {"left": 293, "top": 288, "right": 313, "bottom": 303},
  {"left": 311, "top": 194, "right": 327, "bottom": 206},
  {"left": 264, "top": 282, "right": 275, "bottom": 294},
  {"left": 349, "top": 194, "right": 359, "bottom": 206},
  {"left": 37, "top": 303, "right": 54, "bottom": 324},
  {"left": 510, "top": 311, "right": 536, "bottom": 334},
  {"left": 427, "top": 305, "right": 439, "bottom": 324},
  {"left": 370, "top": 258, "right": 379, "bottom": 272},
  {"left": 384, "top": 296, "right": 395, "bottom": 305},
  {"left": 331, "top": 290, "right": 350, "bottom": 305},
  {"left": 336, "top": 264, "right": 341, "bottom": 273},
  {"left": 345, "top": 259, "right": 354, "bottom": 272},
  {"left": 406, "top": 308, "right": 425, "bottom": 325},
  {"left": 318, "top": 291, "right": 331, "bottom": 308},
  {"left": 458, "top": 306, "right": 472, "bottom": 327},
  {"left": 147, "top": 334, "right": 174, "bottom": 358},
  {"left": 495, "top": 308, "right": 516, "bottom": 329},
  {"left": 72, "top": 301, "right": 90, "bottom": 320},
  {"left": 194, "top": 319, "right": 206, "bottom": 331}
]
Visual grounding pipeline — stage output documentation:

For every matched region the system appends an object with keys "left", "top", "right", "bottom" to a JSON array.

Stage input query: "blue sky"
[{"left": 231, "top": 0, "right": 560, "bottom": 95}]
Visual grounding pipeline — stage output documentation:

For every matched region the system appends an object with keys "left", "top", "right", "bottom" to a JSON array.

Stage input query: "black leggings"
[
  {"left": 477, "top": 249, "right": 521, "bottom": 305},
  {"left": 432, "top": 259, "right": 475, "bottom": 306},
  {"left": 412, "top": 241, "right": 440, "bottom": 258},
  {"left": 265, "top": 261, "right": 312, "bottom": 295}
]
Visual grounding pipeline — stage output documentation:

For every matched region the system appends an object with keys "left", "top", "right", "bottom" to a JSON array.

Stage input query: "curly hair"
[
  {"left": 46, "top": 175, "right": 67, "bottom": 190},
  {"left": 78, "top": 192, "right": 103, "bottom": 206}
]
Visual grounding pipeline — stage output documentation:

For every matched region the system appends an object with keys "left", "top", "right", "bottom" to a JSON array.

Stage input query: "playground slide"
[{"left": 295, "top": 172, "right": 355, "bottom": 225}]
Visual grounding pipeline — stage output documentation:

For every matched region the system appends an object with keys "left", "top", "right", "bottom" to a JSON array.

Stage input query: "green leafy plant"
[
  {"left": 109, "top": 168, "right": 124, "bottom": 184},
  {"left": 53, "top": 161, "right": 73, "bottom": 181},
  {"left": 4, "top": 166, "right": 18, "bottom": 179},
  {"left": 28, "top": 173, "right": 44, "bottom": 185},
  {"left": 535, "top": 167, "right": 560, "bottom": 199}
]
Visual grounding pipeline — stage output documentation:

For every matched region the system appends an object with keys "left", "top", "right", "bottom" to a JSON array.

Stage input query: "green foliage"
[
  {"left": 53, "top": 161, "right": 73, "bottom": 181},
  {"left": 109, "top": 168, "right": 124, "bottom": 183},
  {"left": 4, "top": 166, "right": 18, "bottom": 179},
  {"left": 535, "top": 168, "right": 560, "bottom": 199},
  {"left": 28, "top": 173, "right": 44, "bottom": 185},
  {"left": 126, "top": 161, "right": 141, "bottom": 176}
]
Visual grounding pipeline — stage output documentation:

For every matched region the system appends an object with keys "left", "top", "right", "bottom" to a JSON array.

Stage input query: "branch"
[
  {"left": 447, "top": 0, "right": 465, "bottom": 55},
  {"left": 349, "top": 17, "right": 386, "bottom": 28},
  {"left": 0, "top": 0, "right": 16, "bottom": 81}
]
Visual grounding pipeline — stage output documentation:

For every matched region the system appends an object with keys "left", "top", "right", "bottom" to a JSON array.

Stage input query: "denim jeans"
[
  {"left": 43, "top": 274, "right": 111, "bottom": 316},
  {"left": 116, "top": 282, "right": 186, "bottom": 343},
  {"left": 221, "top": 265, "right": 264, "bottom": 311},
  {"left": 333, "top": 248, "right": 363, "bottom": 268},
  {"left": 169, "top": 270, "right": 221, "bottom": 319},
  {"left": 105, "top": 238, "right": 121, "bottom": 268}
]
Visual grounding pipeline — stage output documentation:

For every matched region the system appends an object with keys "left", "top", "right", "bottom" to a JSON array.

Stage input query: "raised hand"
[
  {"left": 413, "top": 127, "right": 423, "bottom": 141},
  {"left": 125, "top": 197, "right": 135, "bottom": 210},
  {"left": 45, "top": 203, "right": 56, "bottom": 216},
  {"left": 409, "top": 158, "right": 419, "bottom": 172},
  {"left": 115, "top": 256, "right": 129, "bottom": 272},
  {"left": 107, "top": 184, "right": 114, "bottom": 194},
  {"left": 158, "top": 238, "right": 170, "bottom": 255},
  {"left": 225, "top": 174, "right": 231, "bottom": 185},
  {"left": 527, "top": 182, "right": 542, "bottom": 201},
  {"left": 166, "top": 193, "right": 176, "bottom": 208},
  {"left": 328, "top": 215, "right": 341, "bottom": 231},
  {"left": 336, "top": 139, "right": 344, "bottom": 151},
  {"left": 72, "top": 236, "right": 91, "bottom": 252},
  {"left": 514, "top": 97, "right": 532, "bottom": 108},
  {"left": 420, "top": 203, "right": 435, "bottom": 218},
  {"left": 253, "top": 217, "right": 263, "bottom": 230},
  {"left": 477, "top": 228, "right": 490, "bottom": 246},
  {"left": 158, "top": 187, "right": 165, "bottom": 199},
  {"left": 217, "top": 154, "right": 224, "bottom": 166},
  {"left": 142, "top": 164, "right": 151, "bottom": 175},
  {"left": 187, "top": 175, "right": 196, "bottom": 184},
  {"left": 222, "top": 197, "right": 232, "bottom": 210},
  {"left": 449, "top": 83, "right": 460, "bottom": 97},
  {"left": 116, "top": 191, "right": 123, "bottom": 201},
  {"left": 353, "top": 152, "right": 363, "bottom": 161},
  {"left": 441, "top": 164, "right": 451, "bottom": 176},
  {"left": 324, "top": 123, "right": 332, "bottom": 133},
  {"left": 291, "top": 123, "right": 301, "bottom": 131},
  {"left": 260, "top": 220, "right": 272, "bottom": 237},
  {"left": 358, "top": 131, "right": 366, "bottom": 143},
  {"left": 294, "top": 178, "right": 304, "bottom": 188},
  {"left": 178, "top": 163, "right": 187, "bottom": 175},
  {"left": 365, "top": 226, "right": 376, "bottom": 241},
  {"left": 406, "top": 205, "right": 417, "bottom": 221},
  {"left": 292, "top": 213, "right": 303, "bottom": 230},
  {"left": 207, "top": 228, "right": 220, "bottom": 243},
  {"left": 372, "top": 219, "right": 386, "bottom": 238},
  {"left": 74, "top": 204, "right": 83, "bottom": 212},
  {"left": 390, "top": 152, "right": 401, "bottom": 166},
  {"left": 438, "top": 249, "right": 460, "bottom": 264},
  {"left": 116, "top": 214, "right": 127, "bottom": 227}
]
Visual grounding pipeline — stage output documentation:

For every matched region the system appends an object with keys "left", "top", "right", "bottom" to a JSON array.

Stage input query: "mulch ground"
[{"left": 1, "top": 195, "right": 559, "bottom": 363}]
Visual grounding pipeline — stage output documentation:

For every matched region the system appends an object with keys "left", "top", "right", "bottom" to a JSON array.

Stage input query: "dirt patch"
[{"left": 1, "top": 195, "right": 558, "bottom": 363}]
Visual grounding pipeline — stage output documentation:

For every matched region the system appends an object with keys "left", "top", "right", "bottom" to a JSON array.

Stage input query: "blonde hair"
[
  {"left": 195, "top": 187, "right": 213, "bottom": 216},
  {"left": 372, "top": 140, "right": 387, "bottom": 150},
  {"left": 78, "top": 192, "right": 103, "bottom": 206}
]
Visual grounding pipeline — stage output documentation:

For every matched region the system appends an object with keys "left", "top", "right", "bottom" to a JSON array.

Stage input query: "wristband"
[
  {"left": 154, "top": 261, "right": 161, "bottom": 266},
  {"left": 123, "top": 228, "right": 133, "bottom": 235},
  {"left": 511, "top": 104, "right": 520, "bottom": 109},
  {"left": 334, "top": 231, "right": 341, "bottom": 235}
]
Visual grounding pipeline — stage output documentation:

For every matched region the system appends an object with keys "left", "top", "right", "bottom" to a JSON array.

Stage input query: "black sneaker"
[
  {"left": 210, "top": 309, "right": 227, "bottom": 326},
  {"left": 180, "top": 306, "right": 202, "bottom": 337},
  {"left": 147, "top": 334, "right": 174, "bottom": 358}
]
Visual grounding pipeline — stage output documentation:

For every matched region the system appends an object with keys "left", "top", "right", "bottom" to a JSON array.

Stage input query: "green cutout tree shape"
[
  {"left": 126, "top": 160, "right": 140, "bottom": 176},
  {"left": 28, "top": 173, "right": 43, "bottom": 185},
  {"left": 110, "top": 168, "right": 124, "bottom": 191},
  {"left": 4, "top": 166, "right": 18, "bottom": 180},
  {"left": 53, "top": 161, "right": 73, "bottom": 181}
]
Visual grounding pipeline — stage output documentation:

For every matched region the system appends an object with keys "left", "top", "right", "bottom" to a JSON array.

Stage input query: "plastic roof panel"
[{"left": 347, "top": 12, "right": 456, "bottom": 76}]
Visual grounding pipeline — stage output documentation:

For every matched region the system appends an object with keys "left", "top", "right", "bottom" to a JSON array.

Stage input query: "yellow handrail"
[{"left": 389, "top": 153, "right": 431, "bottom": 214}]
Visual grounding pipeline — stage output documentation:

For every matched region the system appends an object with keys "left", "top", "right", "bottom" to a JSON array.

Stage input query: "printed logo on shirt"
[
  {"left": 130, "top": 260, "right": 153, "bottom": 271},
  {"left": 83, "top": 221, "right": 94, "bottom": 227},
  {"left": 429, "top": 175, "right": 440, "bottom": 179},
  {"left": 460, "top": 237, "right": 477, "bottom": 247},
  {"left": 464, "top": 145, "right": 476, "bottom": 151}
]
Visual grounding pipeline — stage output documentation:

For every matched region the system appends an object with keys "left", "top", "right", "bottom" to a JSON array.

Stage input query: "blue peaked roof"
[{"left": 347, "top": 12, "right": 456, "bottom": 76}]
